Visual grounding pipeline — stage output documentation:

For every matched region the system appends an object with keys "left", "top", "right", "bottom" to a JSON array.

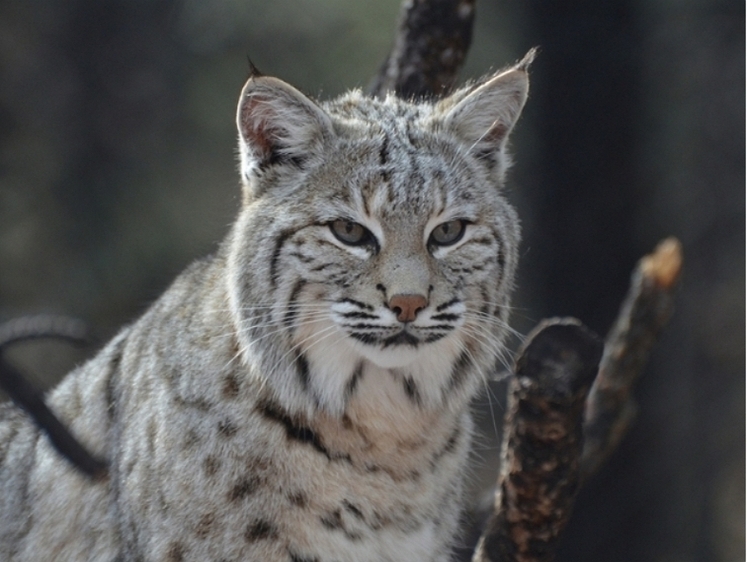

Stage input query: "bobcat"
[{"left": 0, "top": 55, "right": 529, "bottom": 561}]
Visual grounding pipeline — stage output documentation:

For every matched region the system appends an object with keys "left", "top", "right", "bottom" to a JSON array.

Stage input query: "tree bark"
[
  {"left": 472, "top": 320, "right": 603, "bottom": 562},
  {"left": 369, "top": 0, "right": 475, "bottom": 99},
  {"left": 581, "top": 238, "right": 683, "bottom": 478}
]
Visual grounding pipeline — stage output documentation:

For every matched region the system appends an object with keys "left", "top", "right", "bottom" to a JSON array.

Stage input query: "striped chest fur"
[{"left": 0, "top": 61, "right": 529, "bottom": 562}]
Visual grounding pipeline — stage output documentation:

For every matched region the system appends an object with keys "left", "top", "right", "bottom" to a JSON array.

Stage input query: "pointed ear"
[
  {"left": 236, "top": 76, "right": 332, "bottom": 190},
  {"left": 439, "top": 52, "right": 532, "bottom": 176}
]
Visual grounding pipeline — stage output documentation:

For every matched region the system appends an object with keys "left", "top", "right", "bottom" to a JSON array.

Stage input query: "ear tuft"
[
  {"left": 236, "top": 76, "right": 332, "bottom": 192},
  {"left": 246, "top": 57, "right": 264, "bottom": 79}
]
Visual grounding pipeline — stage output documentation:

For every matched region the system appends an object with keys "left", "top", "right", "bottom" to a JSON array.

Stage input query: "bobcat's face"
[
  {"left": 229, "top": 69, "right": 526, "bottom": 414},
  {"left": 279, "top": 132, "right": 518, "bottom": 377}
]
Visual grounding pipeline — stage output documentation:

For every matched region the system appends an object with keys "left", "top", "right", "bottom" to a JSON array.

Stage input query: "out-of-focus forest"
[{"left": 0, "top": 1, "right": 743, "bottom": 560}]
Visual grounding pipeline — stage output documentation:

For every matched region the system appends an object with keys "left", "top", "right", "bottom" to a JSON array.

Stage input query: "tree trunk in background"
[
  {"left": 520, "top": 0, "right": 643, "bottom": 336},
  {"left": 520, "top": 1, "right": 745, "bottom": 561}
]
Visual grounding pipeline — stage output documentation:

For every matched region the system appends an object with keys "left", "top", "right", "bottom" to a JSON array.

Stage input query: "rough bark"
[
  {"left": 472, "top": 320, "right": 603, "bottom": 562},
  {"left": 472, "top": 239, "right": 682, "bottom": 561},
  {"left": 581, "top": 237, "right": 683, "bottom": 478},
  {"left": 369, "top": 0, "right": 475, "bottom": 99}
]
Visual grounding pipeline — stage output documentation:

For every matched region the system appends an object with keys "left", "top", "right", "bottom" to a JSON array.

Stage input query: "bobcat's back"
[{"left": 0, "top": 59, "right": 529, "bottom": 561}]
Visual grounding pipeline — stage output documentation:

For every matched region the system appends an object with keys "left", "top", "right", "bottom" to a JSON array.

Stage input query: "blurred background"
[{"left": 0, "top": 0, "right": 743, "bottom": 560}]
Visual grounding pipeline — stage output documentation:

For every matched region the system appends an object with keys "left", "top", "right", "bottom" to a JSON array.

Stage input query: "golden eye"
[
  {"left": 429, "top": 220, "right": 466, "bottom": 246},
  {"left": 330, "top": 219, "right": 370, "bottom": 245}
]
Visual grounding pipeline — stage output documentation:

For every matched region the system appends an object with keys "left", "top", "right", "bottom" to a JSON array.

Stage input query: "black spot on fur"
[
  {"left": 321, "top": 509, "right": 362, "bottom": 541},
  {"left": 256, "top": 399, "right": 350, "bottom": 462},
  {"left": 288, "top": 551, "right": 319, "bottom": 562},
  {"left": 379, "top": 135, "right": 389, "bottom": 165},
  {"left": 245, "top": 519, "right": 279, "bottom": 542},
  {"left": 259, "top": 150, "right": 307, "bottom": 172},
  {"left": 288, "top": 491, "right": 308, "bottom": 508},
  {"left": 195, "top": 512, "right": 215, "bottom": 539},
  {"left": 203, "top": 455, "right": 221, "bottom": 477},
  {"left": 217, "top": 420, "right": 238, "bottom": 438},
  {"left": 402, "top": 376, "right": 422, "bottom": 406},
  {"left": 345, "top": 323, "right": 383, "bottom": 331},
  {"left": 166, "top": 542, "right": 185, "bottom": 562},
  {"left": 343, "top": 500, "right": 365, "bottom": 520},
  {"left": 295, "top": 352, "right": 311, "bottom": 391},
  {"left": 146, "top": 420, "right": 157, "bottom": 454},
  {"left": 320, "top": 509, "right": 343, "bottom": 530},
  {"left": 431, "top": 425, "right": 461, "bottom": 470},
  {"left": 222, "top": 374, "right": 240, "bottom": 399},
  {"left": 183, "top": 429, "right": 201, "bottom": 449},
  {"left": 228, "top": 476, "right": 260, "bottom": 501},
  {"left": 344, "top": 362, "right": 364, "bottom": 401}
]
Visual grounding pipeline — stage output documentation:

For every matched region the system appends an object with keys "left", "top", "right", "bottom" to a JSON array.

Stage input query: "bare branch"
[
  {"left": 473, "top": 319, "right": 604, "bottom": 562},
  {"left": 581, "top": 237, "right": 683, "bottom": 478},
  {"left": 0, "top": 316, "right": 107, "bottom": 479},
  {"left": 0, "top": 314, "right": 90, "bottom": 348},
  {"left": 369, "top": 0, "right": 475, "bottom": 99}
]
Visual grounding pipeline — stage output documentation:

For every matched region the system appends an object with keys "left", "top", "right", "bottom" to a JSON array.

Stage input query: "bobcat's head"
[{"left": 228, "top": 56, "right": 530, "bottom": 416}]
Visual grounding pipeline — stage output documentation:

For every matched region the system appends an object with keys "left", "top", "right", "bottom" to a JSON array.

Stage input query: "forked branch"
[{"left": 472, "top": 239, "right": 682, "bottom": 561}]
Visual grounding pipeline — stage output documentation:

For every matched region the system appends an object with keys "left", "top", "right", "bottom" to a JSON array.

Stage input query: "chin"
[{"left": 357, "top": 343, "right": 424, "bottom": 369}]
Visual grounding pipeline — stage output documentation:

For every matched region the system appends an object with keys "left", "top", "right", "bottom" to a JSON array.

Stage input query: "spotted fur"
[{"left": 0, "top": 57, "right": 530, "bottom": 561}]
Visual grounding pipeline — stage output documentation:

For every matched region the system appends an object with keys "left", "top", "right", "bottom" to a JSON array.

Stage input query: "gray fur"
[{"left": 0, "top": 61, "right": 529, "bottom": 561}]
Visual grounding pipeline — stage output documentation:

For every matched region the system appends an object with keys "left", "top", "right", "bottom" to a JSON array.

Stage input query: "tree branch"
[
  {"left": 472, "top": 319, "right": 604, "bottom": 562},
  {"left": 369, "top": 0, "right": 475, "bottom": 99},
  {"left": 581, "top": 237, "right": 683, "bottom": 478},
  {"left": 0, "top": 315, "right": 107, "bottom": 479}
]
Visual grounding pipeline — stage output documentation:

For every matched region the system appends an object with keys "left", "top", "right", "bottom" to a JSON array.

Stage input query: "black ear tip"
[{"left": 246, "top": 57, "right": 264, "bottom": 79}]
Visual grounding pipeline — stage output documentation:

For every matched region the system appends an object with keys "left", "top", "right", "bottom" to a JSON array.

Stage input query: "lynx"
[{"left": 0, "top": 55, "right": 529, "bottom": 561}]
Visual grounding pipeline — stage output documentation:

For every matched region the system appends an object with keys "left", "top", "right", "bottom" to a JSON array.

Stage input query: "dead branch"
[
  {"left": 581, "top": 237, "right": 683, "bottom": 478},
  {"left": 0, "top": 314, "right": 90, "bottom": 348},
  {"left": 0, "top": 316, "right": 106, "bottom": 479},
  {"left": 369, "top": 0, "right": 475, "bottom": 99},
  {"left": 472, "top": 239, "right": 682, "bottom": 561},
  {"left": 472, "top": 319, "right": 603, "bottom": 562}
]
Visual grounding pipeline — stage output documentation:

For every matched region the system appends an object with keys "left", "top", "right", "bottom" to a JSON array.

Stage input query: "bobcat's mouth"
[{"left": 381, "top": 330, "right": 420, "bottom": 348}]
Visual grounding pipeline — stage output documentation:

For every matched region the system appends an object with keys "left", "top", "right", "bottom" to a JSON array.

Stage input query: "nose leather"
[{"left": 388, "top": 294, "right": 428, "bottom": 323}]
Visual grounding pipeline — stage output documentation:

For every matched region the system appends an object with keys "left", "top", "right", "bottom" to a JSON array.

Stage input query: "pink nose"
[{"left": 388, "top": 294, "right": 428, "bottom": 323}]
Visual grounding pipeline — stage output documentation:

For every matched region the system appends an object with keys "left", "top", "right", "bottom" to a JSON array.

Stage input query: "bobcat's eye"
[
  {"left": 429, "top": 220, "right": 467, "bottom": 247},
  {"left": 330, "top": 219, "right": 372, "bottom": 246}
]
